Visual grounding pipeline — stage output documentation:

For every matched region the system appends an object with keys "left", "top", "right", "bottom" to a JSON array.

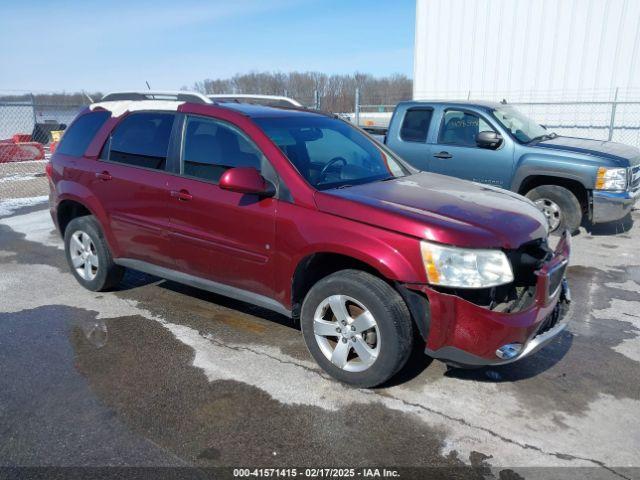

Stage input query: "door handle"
[
  {"left": 433, "top": 151, "right": 452, "bottom": 159},
  {"left": 170, "top": 189, "right": 193, "bottom": 202},
  {"left": 95, "top": 171, "right": 112, "bottom": 181}
]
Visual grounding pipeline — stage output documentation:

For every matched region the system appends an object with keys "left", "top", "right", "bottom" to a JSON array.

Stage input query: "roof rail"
[
  {"left": 101, "top": 90, "right": 213, "bottom": 104},
  {"left": 208, "top": 94, "right": 303, "bottom": 107}
]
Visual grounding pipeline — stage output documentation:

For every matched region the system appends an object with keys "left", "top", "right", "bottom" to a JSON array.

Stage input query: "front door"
[
  {"left": 167, "top": 114, "right": 277, "bottom": 298},
  {"left": 430, "top": 108, "right": 514, "bottom": 188},
  {"left": 90, "top": 111, "right": 176, "bottom": 268}
]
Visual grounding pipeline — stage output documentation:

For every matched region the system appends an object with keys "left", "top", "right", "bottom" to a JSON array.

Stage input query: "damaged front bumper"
[{"left": 404, "top": 232, "right": 572, "bottom": 367}]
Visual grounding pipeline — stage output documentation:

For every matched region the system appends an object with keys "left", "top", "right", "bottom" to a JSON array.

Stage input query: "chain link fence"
[
  {"left": 361, "top": 87, "right": 640, "bottom": 148},
  {"left": 0, "top": 91, "right": 90, "bottom": 200},
  {"left": 3, "top": 87, "right": 640, "bottom": 200}
]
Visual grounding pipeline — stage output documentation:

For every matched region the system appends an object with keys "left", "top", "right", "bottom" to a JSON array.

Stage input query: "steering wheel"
[{"left": 319, "top": 157, "right": 348, "bottom": 180}]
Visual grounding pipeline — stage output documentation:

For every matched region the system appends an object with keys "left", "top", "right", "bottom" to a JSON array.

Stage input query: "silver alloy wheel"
[
  {"left": 313, "top": 294, "right": 380, "bottom": 373},
  {"left": 534, "top": 198, "right": 562, "bottom": 231},
  {"left": 69, "top": 230, "right": 99, "bottom": 281}
]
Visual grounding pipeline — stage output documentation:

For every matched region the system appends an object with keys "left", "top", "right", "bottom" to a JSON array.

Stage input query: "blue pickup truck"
[{"left": 380, "top": 101, "right": 639, "bottom": 233}]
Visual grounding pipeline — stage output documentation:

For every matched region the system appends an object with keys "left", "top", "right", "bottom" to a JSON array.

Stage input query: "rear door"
[
  {"left": 166, "top": 114, "right": 277, "bottom": 298},
  {"left": 89, "top": 111, "right": 176, "bottom": 268},
  {"left": 430, "top": 108, "right": 514, "bottom": 188}
]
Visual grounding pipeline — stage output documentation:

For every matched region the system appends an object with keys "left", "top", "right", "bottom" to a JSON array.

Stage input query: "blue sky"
[{"left": 0, "top": 0, "right": 415, "bottom": 92}]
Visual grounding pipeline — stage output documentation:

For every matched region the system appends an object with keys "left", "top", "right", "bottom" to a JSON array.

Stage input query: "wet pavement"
[{"left": 0, "top": 198, "right": 639, "bottom": 480}]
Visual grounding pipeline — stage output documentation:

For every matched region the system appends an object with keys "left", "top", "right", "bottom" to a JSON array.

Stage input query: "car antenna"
[
  {"left": 145, "top": 81, "right": 151, "bottom": 90},
  {"left": 500, "top": 98, "right": 508, "bottom": 104},
  {"left": 82, "top": 90, "right": 94, "bottom": 103}
]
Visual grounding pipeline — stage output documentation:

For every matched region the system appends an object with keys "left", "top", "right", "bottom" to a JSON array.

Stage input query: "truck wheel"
[
  {"left": 300, "top": 269, "right": 414, "bottom": 388},
  {"left": 64, "top": 215, "right": 124, "bottom": 291},
  {"left": 526, "top": 185, "right": 582, "bottom": 234}
]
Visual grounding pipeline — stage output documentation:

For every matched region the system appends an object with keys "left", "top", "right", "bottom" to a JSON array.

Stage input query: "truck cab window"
[
  {"left": 439, "top": 110, "right": 495, "bottom": 147},
  {"left": 400, "top": 108, "right": 432, "bottom": 142}
]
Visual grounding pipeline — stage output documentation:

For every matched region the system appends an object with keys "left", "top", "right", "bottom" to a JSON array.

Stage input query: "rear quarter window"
[
  {"left": 400, "top": 108, "right": 432, "bottom": 143},
  {"left": 56, "top": 111, "right": 111, "bottom": 157}
]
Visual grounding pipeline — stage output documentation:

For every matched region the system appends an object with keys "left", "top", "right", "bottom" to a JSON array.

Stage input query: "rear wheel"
[
  {"left": 526, "top": 185, "right": 582, "bottom": 234},
  {"left": 64, "top": 215, "right": 124, "bottom": 291},
  {"left": 300, "top": 270, "right": 414, "bottom": 387}
]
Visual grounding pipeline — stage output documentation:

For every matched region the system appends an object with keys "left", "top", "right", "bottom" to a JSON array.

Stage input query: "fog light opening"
[{"left": 496, "top": 343, "right": 523, "bottom": 360}]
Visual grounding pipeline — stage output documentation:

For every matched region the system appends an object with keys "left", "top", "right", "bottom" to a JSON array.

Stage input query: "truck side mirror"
[{"left": 476, "top": 131, "right": 503, "bottom": 150}]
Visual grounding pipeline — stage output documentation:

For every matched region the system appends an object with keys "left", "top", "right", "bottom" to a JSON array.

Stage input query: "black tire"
[
  {"left": 525, "top": 185, "right": 582, "bottom": 234},
  {"left": 300, "top": 269, "right": 414, "bottom": 388},
  {"left": 64, "top": 215, "right": 124, "bottom": 291}
]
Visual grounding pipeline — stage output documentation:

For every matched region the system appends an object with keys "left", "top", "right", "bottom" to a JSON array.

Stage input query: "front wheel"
[
  {"left": 300, "top": 270, "right": 414, "bottom": 387},
  {"left": 525, "top": 185, "right": 582, "bottom": 234}
]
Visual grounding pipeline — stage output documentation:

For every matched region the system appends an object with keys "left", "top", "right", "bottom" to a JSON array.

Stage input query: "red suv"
[{"left": 48, "top": 92, "right": 571, "bottom": 387}]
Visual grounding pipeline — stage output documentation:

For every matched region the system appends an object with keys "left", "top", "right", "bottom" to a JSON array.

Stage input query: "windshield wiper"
[
  {"left": 334, "top": 184, "right": 354, "bottom": 189},
  {"left": 528, "top": 132, "right": 558, "bottom": 143}
]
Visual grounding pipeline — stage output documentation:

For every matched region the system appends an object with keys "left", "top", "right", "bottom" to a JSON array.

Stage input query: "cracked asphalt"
[{"left": 0, "top": 194, "right": 638, "bottom": 480}]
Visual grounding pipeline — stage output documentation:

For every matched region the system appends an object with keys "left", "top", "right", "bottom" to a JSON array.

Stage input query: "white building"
[
  {"left": 412, "top": 0, "right": 640, "bottom": 146},
  {"left": 413, "top": 0, "right": 640, "bottom": 101}
]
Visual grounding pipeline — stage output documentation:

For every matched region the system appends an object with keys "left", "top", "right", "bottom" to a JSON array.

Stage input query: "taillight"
[{"left": 45, "top": 162, "right": 53, "bottom": 178}]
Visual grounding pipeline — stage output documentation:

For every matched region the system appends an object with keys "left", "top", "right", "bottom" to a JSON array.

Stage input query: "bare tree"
[{"left": 190, "top": 71, "right": 412, "bottom": 111}]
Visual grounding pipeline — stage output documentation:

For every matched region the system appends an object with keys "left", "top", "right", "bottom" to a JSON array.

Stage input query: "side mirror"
[
  {"left": 219, "top": 167, "right": 275, "bottom": 196},
  {"left": 476, "top": 131, "right": 503, "bottom": 150}
]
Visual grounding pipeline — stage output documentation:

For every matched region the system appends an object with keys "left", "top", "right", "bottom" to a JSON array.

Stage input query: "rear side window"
[
  {"left": 400, "top": 108, "right": 432, "bottom": 142},
  {"left": 56, "top": 111, "right": 110, "bottom": 156},
  {"left": 105, "top": 112, "right": 175, "bottom": 170}
]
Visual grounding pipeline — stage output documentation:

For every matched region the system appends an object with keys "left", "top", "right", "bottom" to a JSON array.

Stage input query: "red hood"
[{"left": 314, "top": 172, "right": 548, "bottom": 249}]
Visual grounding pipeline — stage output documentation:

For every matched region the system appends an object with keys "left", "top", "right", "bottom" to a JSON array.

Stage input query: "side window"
[
  {"left": 400, "top": 108, "right": 432, "bottom": 142},
  {"left": 105, "top": 112, "right": 175, "bottom": 170},
  {"left": 181, "top": 116, "right": 265, "bottom": 183},
  {"left": 439, "top": 110, "right": 495, "bottom": 147},
  {"left": 57, "top": 111, "right": 110, "bottom": 157}
]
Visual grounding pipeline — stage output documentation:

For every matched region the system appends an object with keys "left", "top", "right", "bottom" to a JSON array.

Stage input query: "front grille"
[
  {"left": 548, "top": 262, "right": 567, "bottom": 298},
  {"left": 536, "top": 302, "right": 562, "bottom": 336},
  {"left": 506, "top": 238, "right": 553, "bottom": 287},
  {"left": 631, "top": 165, "right": 640, "bottom": 193}
]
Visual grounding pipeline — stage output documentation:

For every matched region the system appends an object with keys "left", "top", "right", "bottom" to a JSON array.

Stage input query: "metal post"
[
  {"left": 608, "top": 87, "right": 619, "bottom": 141},
  {"left": 30, "top": 93, "right": 37, "bottom": 129},
  {"left": 355, "top": 88, "right": 360, "bottom": 126}
]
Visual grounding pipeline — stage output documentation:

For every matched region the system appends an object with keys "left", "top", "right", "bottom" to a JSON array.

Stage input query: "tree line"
[
  {"left": 190, "top": 71, "right": 413, "bottom": 112},
  {"left": 0, "top": 71, "right": 413, "bottom": 113}
]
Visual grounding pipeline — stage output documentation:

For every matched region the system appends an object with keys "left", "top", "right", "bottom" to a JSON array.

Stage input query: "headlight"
[
  {"left": 596, "top": 167, "right": 627, "bottom": 191},
  {"left": 420, "top": 241, "right": 514, "bottom": 288}
]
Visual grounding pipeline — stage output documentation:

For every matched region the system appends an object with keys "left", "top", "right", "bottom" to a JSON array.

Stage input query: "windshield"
[
  {"left": 492, "top": 106, "right": 552, "bottom": 143},
  {"left": 254, "top": 115, "right": 409, "bottom": 190}
]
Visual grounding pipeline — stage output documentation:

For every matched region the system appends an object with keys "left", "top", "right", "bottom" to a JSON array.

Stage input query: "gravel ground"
[{"left": 0, "top": 180, "right": 638, "bottom": 479}]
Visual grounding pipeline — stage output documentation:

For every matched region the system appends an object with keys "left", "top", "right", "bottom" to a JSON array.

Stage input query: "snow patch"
[
  {"left": 0, "top": 208, "right": 61, "bottom": 249},
  {"left": 0, "top": 174, "right": 39, "bottom": 183},
  {"left": 0, "top": 196, "right": 48, "bottom": 217},
  {"left": 591, "top": 298, "right": 640, "bottom": 363}
]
